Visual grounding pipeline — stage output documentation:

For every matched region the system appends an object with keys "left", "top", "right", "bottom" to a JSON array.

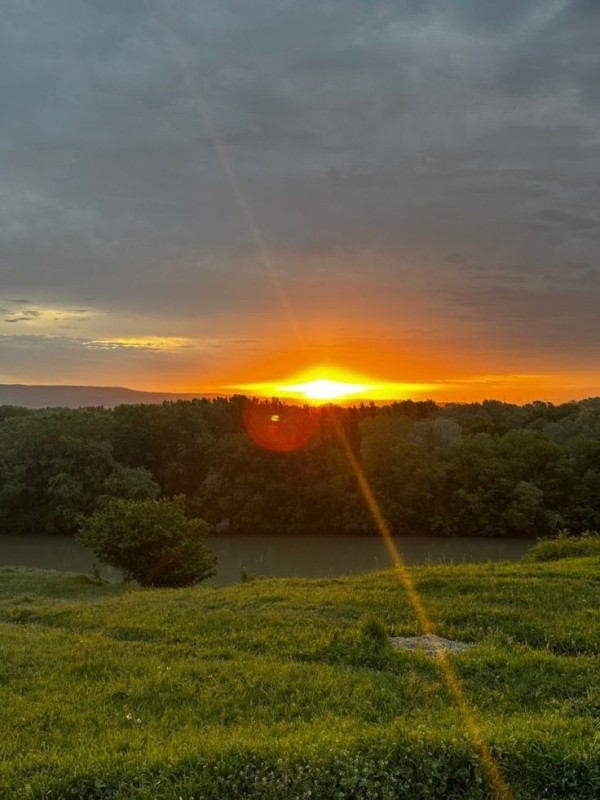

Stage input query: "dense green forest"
[{"left": 0, "top": 396, "right": 599, "bottom": 537}]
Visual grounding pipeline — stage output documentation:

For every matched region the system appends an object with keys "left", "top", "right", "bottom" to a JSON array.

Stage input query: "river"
[{"left": 0, "top": 533, "right": 531, "bottom": 585}]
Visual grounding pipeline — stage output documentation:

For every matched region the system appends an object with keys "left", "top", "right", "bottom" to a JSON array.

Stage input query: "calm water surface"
[{"left": 0, "top": 533, "right": 531, "bottom": 585}]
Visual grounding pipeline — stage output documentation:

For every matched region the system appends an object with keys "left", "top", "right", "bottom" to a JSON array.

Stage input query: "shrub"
[
  {"left": 77, "top": 497, "right": 216, "bottom": 587},
  {"left": 524, "top": 530, "right": 600, "bottom": 562}
]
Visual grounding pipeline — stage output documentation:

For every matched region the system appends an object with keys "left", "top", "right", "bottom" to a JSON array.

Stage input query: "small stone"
[{"left": 389, "top": 634, "right": 472, "bottom": 656}]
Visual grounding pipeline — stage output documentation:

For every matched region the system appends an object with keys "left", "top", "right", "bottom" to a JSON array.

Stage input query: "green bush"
[
  {"left": 77, "top": 496, "right": 216, "bottom": 587},
  {"left": 524, "top": 530, "right": 600, "bottom": 562}
]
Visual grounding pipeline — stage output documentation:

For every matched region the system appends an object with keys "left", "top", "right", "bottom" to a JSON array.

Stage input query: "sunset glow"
[
  {"left": 1, "top": 2, "right": 599, "bottom": 409},
  {"left": 278, "top": 378, "right": 373, "bottom": 401},
  {"left": 232, "top": 369, "right": 435, "bottom": 404}
]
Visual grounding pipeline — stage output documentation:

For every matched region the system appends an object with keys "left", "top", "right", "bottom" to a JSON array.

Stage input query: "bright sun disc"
[
  {"left": 276, "top": 378, "right": 372, "bottom": 401},
  {"left": 230, "top": 370, "right": 434, "bottom": 404}
]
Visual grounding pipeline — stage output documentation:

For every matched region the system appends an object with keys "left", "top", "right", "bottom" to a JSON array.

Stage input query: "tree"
[
  {"left": 504, "top": 481, "right": 548, "bottom": 535},
  {"left": 0, "top": 409, "right": 158, "bottom": 534},
  {"left": 77, "top": 497, "right": 216, "bottom": 587}
]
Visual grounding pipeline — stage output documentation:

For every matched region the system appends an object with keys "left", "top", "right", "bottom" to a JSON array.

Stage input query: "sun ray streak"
[
  {"left": 334, "top": 421, "right": 512, "bottom": 800},
  {"left": 153, "top": 1, "right": 305, "bottom": 348},
  {"left": 153, "top": 7, "right": 510, "bottom": 794}
]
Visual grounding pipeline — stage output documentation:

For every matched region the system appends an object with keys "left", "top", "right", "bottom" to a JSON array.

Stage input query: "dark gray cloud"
[{"left": 0, "top": 0, "right": 599, "bottom": 386}]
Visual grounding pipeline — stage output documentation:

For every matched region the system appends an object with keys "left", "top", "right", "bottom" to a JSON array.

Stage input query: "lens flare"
[
  {"left": 334, "top": 420, "right": 512, "bottom": 800},
  {"left": 153, "top": 9, "right": 510, "bottom": 791},
  {"left": 243, "top": 399, "right": 318, "bottom": 452}
]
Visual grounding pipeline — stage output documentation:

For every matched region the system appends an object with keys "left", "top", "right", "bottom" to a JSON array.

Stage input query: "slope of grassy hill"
[{"left": 0, "top": 555, "right": 598, "bottom": 799}]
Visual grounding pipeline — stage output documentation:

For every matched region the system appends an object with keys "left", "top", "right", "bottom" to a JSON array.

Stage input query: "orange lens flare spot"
[{"left": 243, "top": 400, "right": 317, "bottom": 452}]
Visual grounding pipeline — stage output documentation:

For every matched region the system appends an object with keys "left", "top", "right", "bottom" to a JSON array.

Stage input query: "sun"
[
  {"left": 276, "top": 377, "right": 372, "bottom": 401},
  {"left": 235, "top": 368, "right": 380, "bottom": 404},
  {"left": 230, "top": 367, "right": 435, "bottom": 405}
]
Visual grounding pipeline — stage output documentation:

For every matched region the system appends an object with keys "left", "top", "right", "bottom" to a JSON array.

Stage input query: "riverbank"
[
  {"left": 0, "top": 556, "right": 598, "bottom": 799},
  {"left": 0, "top": 532, "right": 531, "bottom": 585}
]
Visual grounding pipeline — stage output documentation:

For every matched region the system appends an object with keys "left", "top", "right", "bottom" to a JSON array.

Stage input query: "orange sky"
[
  {"left": 2, "top": 2, "right": 599, "bottom": 406},
  {"left": 1, "top": 297, "right": 598, "bottom": 405}
]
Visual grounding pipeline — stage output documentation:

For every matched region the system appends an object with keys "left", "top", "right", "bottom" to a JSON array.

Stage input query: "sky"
[{"left": 1, "top": 0, "right": 599, "bottom": 403}]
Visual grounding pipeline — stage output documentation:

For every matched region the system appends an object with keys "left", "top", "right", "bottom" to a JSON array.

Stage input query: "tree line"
[{"left": 0, "top": 395, "right": 599, "bottom": 538}]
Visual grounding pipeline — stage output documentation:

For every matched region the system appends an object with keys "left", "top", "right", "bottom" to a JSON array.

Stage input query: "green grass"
[
  {"left": 0, "top": 557, "right": 598, "bottom": 799},
  {"left": 524, "top": 531, "right": 600, "bottom": 562}
]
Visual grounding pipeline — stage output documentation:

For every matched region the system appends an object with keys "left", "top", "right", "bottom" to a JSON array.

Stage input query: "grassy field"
[{"left": 0, "top": 554, "right": 598, "bottom": 799}]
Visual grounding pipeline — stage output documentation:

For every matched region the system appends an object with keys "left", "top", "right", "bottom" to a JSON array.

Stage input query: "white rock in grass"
[{"left": 389, "top": 634, "right": 472, "bottom": 656}]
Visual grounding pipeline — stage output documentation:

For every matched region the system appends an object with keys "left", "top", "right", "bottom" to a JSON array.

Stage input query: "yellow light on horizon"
[
  {"left": 230, "top": 368, "right": 434, "bottom": 404},
  {"left": 277, "top": 378, "right": 373, "bottom": 401}
]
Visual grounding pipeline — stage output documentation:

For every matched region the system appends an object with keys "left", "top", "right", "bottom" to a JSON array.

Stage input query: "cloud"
[
  {"left": 0, "top": 333, "right": 248, "bottom": 353},
  {"left": 0, "top": 1, "right": 599, "bottom": 388},
  {"left": 83, "top": 336, "right": 193, "bottom": 352},
  {"left": 0, "top": 302, "right": 95, "bottom": 327}
]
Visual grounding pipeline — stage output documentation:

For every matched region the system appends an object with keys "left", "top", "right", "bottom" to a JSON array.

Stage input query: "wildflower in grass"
[{"left": 125, "top": 713, "right": 132, "bottom": 720}]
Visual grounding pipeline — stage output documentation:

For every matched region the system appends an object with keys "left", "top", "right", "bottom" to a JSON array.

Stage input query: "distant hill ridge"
[{"left": 0, "top": 384, "right": 224, "bottom": 409}]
